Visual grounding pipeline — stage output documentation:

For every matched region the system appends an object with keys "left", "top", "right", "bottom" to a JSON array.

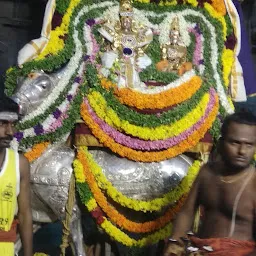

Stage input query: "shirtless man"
[
  {"left": 163, "top": 111, "right": 256, "bottom": 256},
  {"left": 0, "top": 96, "right": 33, "bottom": 256}
]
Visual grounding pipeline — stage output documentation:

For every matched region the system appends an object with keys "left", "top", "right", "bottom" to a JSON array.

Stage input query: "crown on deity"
[
  {"left": 170, "top": 16, "right": 180, "bottom": 31},
  {"left": 119, "top": 0, "right": 133, "bottom": 17}
]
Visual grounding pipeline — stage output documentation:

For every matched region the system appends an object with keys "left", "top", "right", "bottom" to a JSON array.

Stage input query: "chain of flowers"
[
  {"left": 127, "top": 2, "right": 233, "bottom": 113},
  {"left": 11, "top": 3, "right": 114, "bottom": 151},
  {"left": 24, "top": 142, "right": 50, "bottom": 162},
  {"left": 85, "top": 89, "right": 216, "bottom": 150},
  {"left": 36, "top": 0, "right": 81, "bottom": 60},
  {"left": 86, "top": 89, "right": 212, "bottom": 141},
  {"left": 99, "top": 75, "right": 201, "bottom": 110},
  {"left": 4, "top": 0, "right": 113, "bottom": 96},
  {"left": 75, "top": 148, "right": 188, "bottom": 233},
  {"left": 80, "top": 93, "right": 219, "bottom": 162},
  {"left": 15, "top": 5, "right": 106, "bottom": 130},
  {"left": 74, "top": 154, "right": 174, "bottom": 245},
  {"left": 77, "top": 146, "right": 201, "bottom": 212},
  {"left": 86, "top": 64, "right": 211, "bottom": 128},
  {"left": 134, "top": 0, "right": 227, "bottom": 17},
  {"left": 77, "top": 181, "right": 173, "bottom": 246},
  {"left": 16, "top": 73, "right": 82, "bottom": 140},
  {"left": 188, "top": 24, "right": 204, "bottom": 73}
]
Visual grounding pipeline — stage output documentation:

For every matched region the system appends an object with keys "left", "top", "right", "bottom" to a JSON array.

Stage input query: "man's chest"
[{"left": 199, "top": 177, "right": 254, "bottom": 219}]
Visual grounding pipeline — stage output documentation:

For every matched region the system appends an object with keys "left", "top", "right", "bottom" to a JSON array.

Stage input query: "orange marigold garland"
[
  {"left": 77, "top": 148, "right": 188, "bottom": 233},
  {"left": 24, "top": 142, "right": 50, "bottom": 162},
  {"left": 100, "top": 76, "right": 202, "bottom": 110},
  {"left": 80, "top": 93, "right": 219, "bottom": 162}
]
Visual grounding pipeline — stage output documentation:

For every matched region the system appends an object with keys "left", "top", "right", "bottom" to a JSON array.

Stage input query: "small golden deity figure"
[
  {"left": 98, "top": 0, "right": 153, "bottom": 89},
  {"left": 156, "top": 17, "right": 192, "bottom": 75}
]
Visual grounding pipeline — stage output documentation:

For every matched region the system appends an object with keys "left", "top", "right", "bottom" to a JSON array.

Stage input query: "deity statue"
[
  {"left": 98, "top": 0, "right": 153, "bottom": 89},
  {"left": 156, "top": 17, "right": 192, "bottom": 75}
]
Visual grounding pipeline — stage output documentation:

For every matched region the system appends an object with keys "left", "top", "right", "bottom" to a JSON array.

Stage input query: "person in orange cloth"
[
  {"left": 163, "top": 111, "right": 256, "bottom": 256},
  {"left": 0, "top": 96, "right": 32, "bottom": 256}
]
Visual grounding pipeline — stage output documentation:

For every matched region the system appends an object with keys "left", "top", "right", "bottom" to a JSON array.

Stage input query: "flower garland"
[
  {"left": 101, "top": 70, "right": 196, "bottom": 95},
  {"left": 78, "top": 146, "right": 201, "bottom": 212},
  {"left": 99, "top": 75, "right": 202, "bottom": 110},
  {"left": 24, "top": 142, "right": 50, "bottom": 163},
  {"left": 188, "top": 25, "right": 204, "bottom": 73},
  {"left": 75, "top": 148, "right": 187, "bottom": 233},
  {"left": 36, "top": 0, "right": 81, "bottom": 60},
  {"left": 134, "top": 0, "right": 226, "bottom": 17},
  {"left": 20, "top": 42, "right": 84, "bottom": 124},
  {"left": 75, "top": 156, "right": 175, "bottom": 245},
  {"left": 86, "top": 89, "right": 216, "bottom": 151},
  {"left": 80, "top": 93, "right": 218, "bottom": 162},
  {"left": 222, "top": 48, "right": 235, "bottom": 87},
  {"left": 204, "top": 3, "right": 227, "bottom": 40},
  {"left": 87, "top": 89, "right": 212, "bottom": 141},
  {"left": 91, "top": 6, "right": 232, "bottom": 113}
]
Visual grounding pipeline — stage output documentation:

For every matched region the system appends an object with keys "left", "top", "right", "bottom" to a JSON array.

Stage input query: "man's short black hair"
[
  {"left": 0, "top": 95, "right": 19, "bottom": 114},
  {"left": 221, "top": 111, "right": 256, "bottom": 139}
]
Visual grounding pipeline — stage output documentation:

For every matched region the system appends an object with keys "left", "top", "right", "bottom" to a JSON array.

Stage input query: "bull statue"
[
  {"left": 12, "top": 70, "right": 86, "bottom": 256},
  {"left": 12, "top": 70, "right": 193, "bottom": 256}
]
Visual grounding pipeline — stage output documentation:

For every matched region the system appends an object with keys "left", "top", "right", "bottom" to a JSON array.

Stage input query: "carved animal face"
[{"left": 12, "top": 71, "right": 54, "bottom": 116}]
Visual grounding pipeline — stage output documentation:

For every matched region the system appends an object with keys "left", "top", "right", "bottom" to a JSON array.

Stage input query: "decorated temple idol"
[
  {"left": 98, "top": 0, "right": 153, "bottom": 89},
  {"left": 4, "top": 0, "right": 256, "bottom": 255},
  {"left": 157, "top": 17, "right": 192, "bottom": 75}
]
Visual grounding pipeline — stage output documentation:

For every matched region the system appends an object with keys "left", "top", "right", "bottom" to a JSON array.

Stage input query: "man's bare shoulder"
[
  {"left": 251, "top": 166, "right": 256, "bottom": 187},
  {"left": 196, "top": 161, "right": 221, "bottom": 182},
  {"left": 199, "top": 161, "right": 219, "bottom": 174},
  {"left": 18, "top": 153, "right": 30, "bottom": 178}
]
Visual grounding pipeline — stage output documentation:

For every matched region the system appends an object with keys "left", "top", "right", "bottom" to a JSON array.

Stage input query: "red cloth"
[
  {"left": 0, "top": 219, "right": 18, "bottom": 243},
  {"left": 190, "top": 236, "right": 255, "bottom": 256}
]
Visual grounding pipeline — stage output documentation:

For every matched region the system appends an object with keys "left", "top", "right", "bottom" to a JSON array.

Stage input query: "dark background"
[{"left": 0, "top": 0, "right": 46, "bottom": 95}]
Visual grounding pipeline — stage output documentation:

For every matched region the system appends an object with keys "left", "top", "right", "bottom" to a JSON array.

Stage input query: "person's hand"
[{"left": 163, "top": 241, "right": 185, "bottom": 256}]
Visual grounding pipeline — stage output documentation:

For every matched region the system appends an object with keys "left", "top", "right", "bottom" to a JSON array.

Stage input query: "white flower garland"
[
  {"left": 133, "top": 70, "right": 196, "bottom": 94},
  {"left": 20, "top": 1, "right": 115, "bottom": 124},
  {"left": 20, "top": 63, "right": 84, "bottom": 139}
]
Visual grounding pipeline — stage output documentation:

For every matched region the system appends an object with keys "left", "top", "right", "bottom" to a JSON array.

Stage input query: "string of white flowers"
[
  {"left": 84, "top": 24, "right": 93, "bottom": 55},
  {"left": 20, "top": 1, "right": 115, "bottom": 124},
  {"left": 170, "top": 9, "right": 232, "bottom": 113},
  {"left": 19, "top": 64, "right": 83, "bottom": 138},
  {"left": 20, "top": 33, "right": 82, "bottom": 123},
  {"left": 133, "top": 69, "right": 196, "bottom": 94}
]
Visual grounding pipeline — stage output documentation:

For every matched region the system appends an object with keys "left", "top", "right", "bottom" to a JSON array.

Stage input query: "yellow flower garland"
[
  {"left": 77, "top": 149, "right": 187, "bottom": 233},
  {"left": 204, "top": 3, "right": 227, "bottom": 40},
  {"left": 185, "top": 0, "right": 198, "bottom": 7},
  {"left": 80, "top": 92, "right": 219, "bottom": 162},
  {"left": 73, "top": 153, "right": 173, "bottom": 246},
  {"left": 100, "top": 219, "right": 172, "bottom": 247},
  {"left": 88, "top": 90, "right": 210, "bottom": 141},
  {"left": 222, "top": 48, "right": 235, "bottom": 87},
  {"left": 83, "top": 146, "right": 200, "bottom": 212},
  {"left": 36, "top": 0, "right": 81, "bottom": 60}
]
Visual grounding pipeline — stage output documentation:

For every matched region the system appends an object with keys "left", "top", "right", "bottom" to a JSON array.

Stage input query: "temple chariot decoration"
[{"left": 4, "top": 0, "right": 253, "bottom": 255}]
